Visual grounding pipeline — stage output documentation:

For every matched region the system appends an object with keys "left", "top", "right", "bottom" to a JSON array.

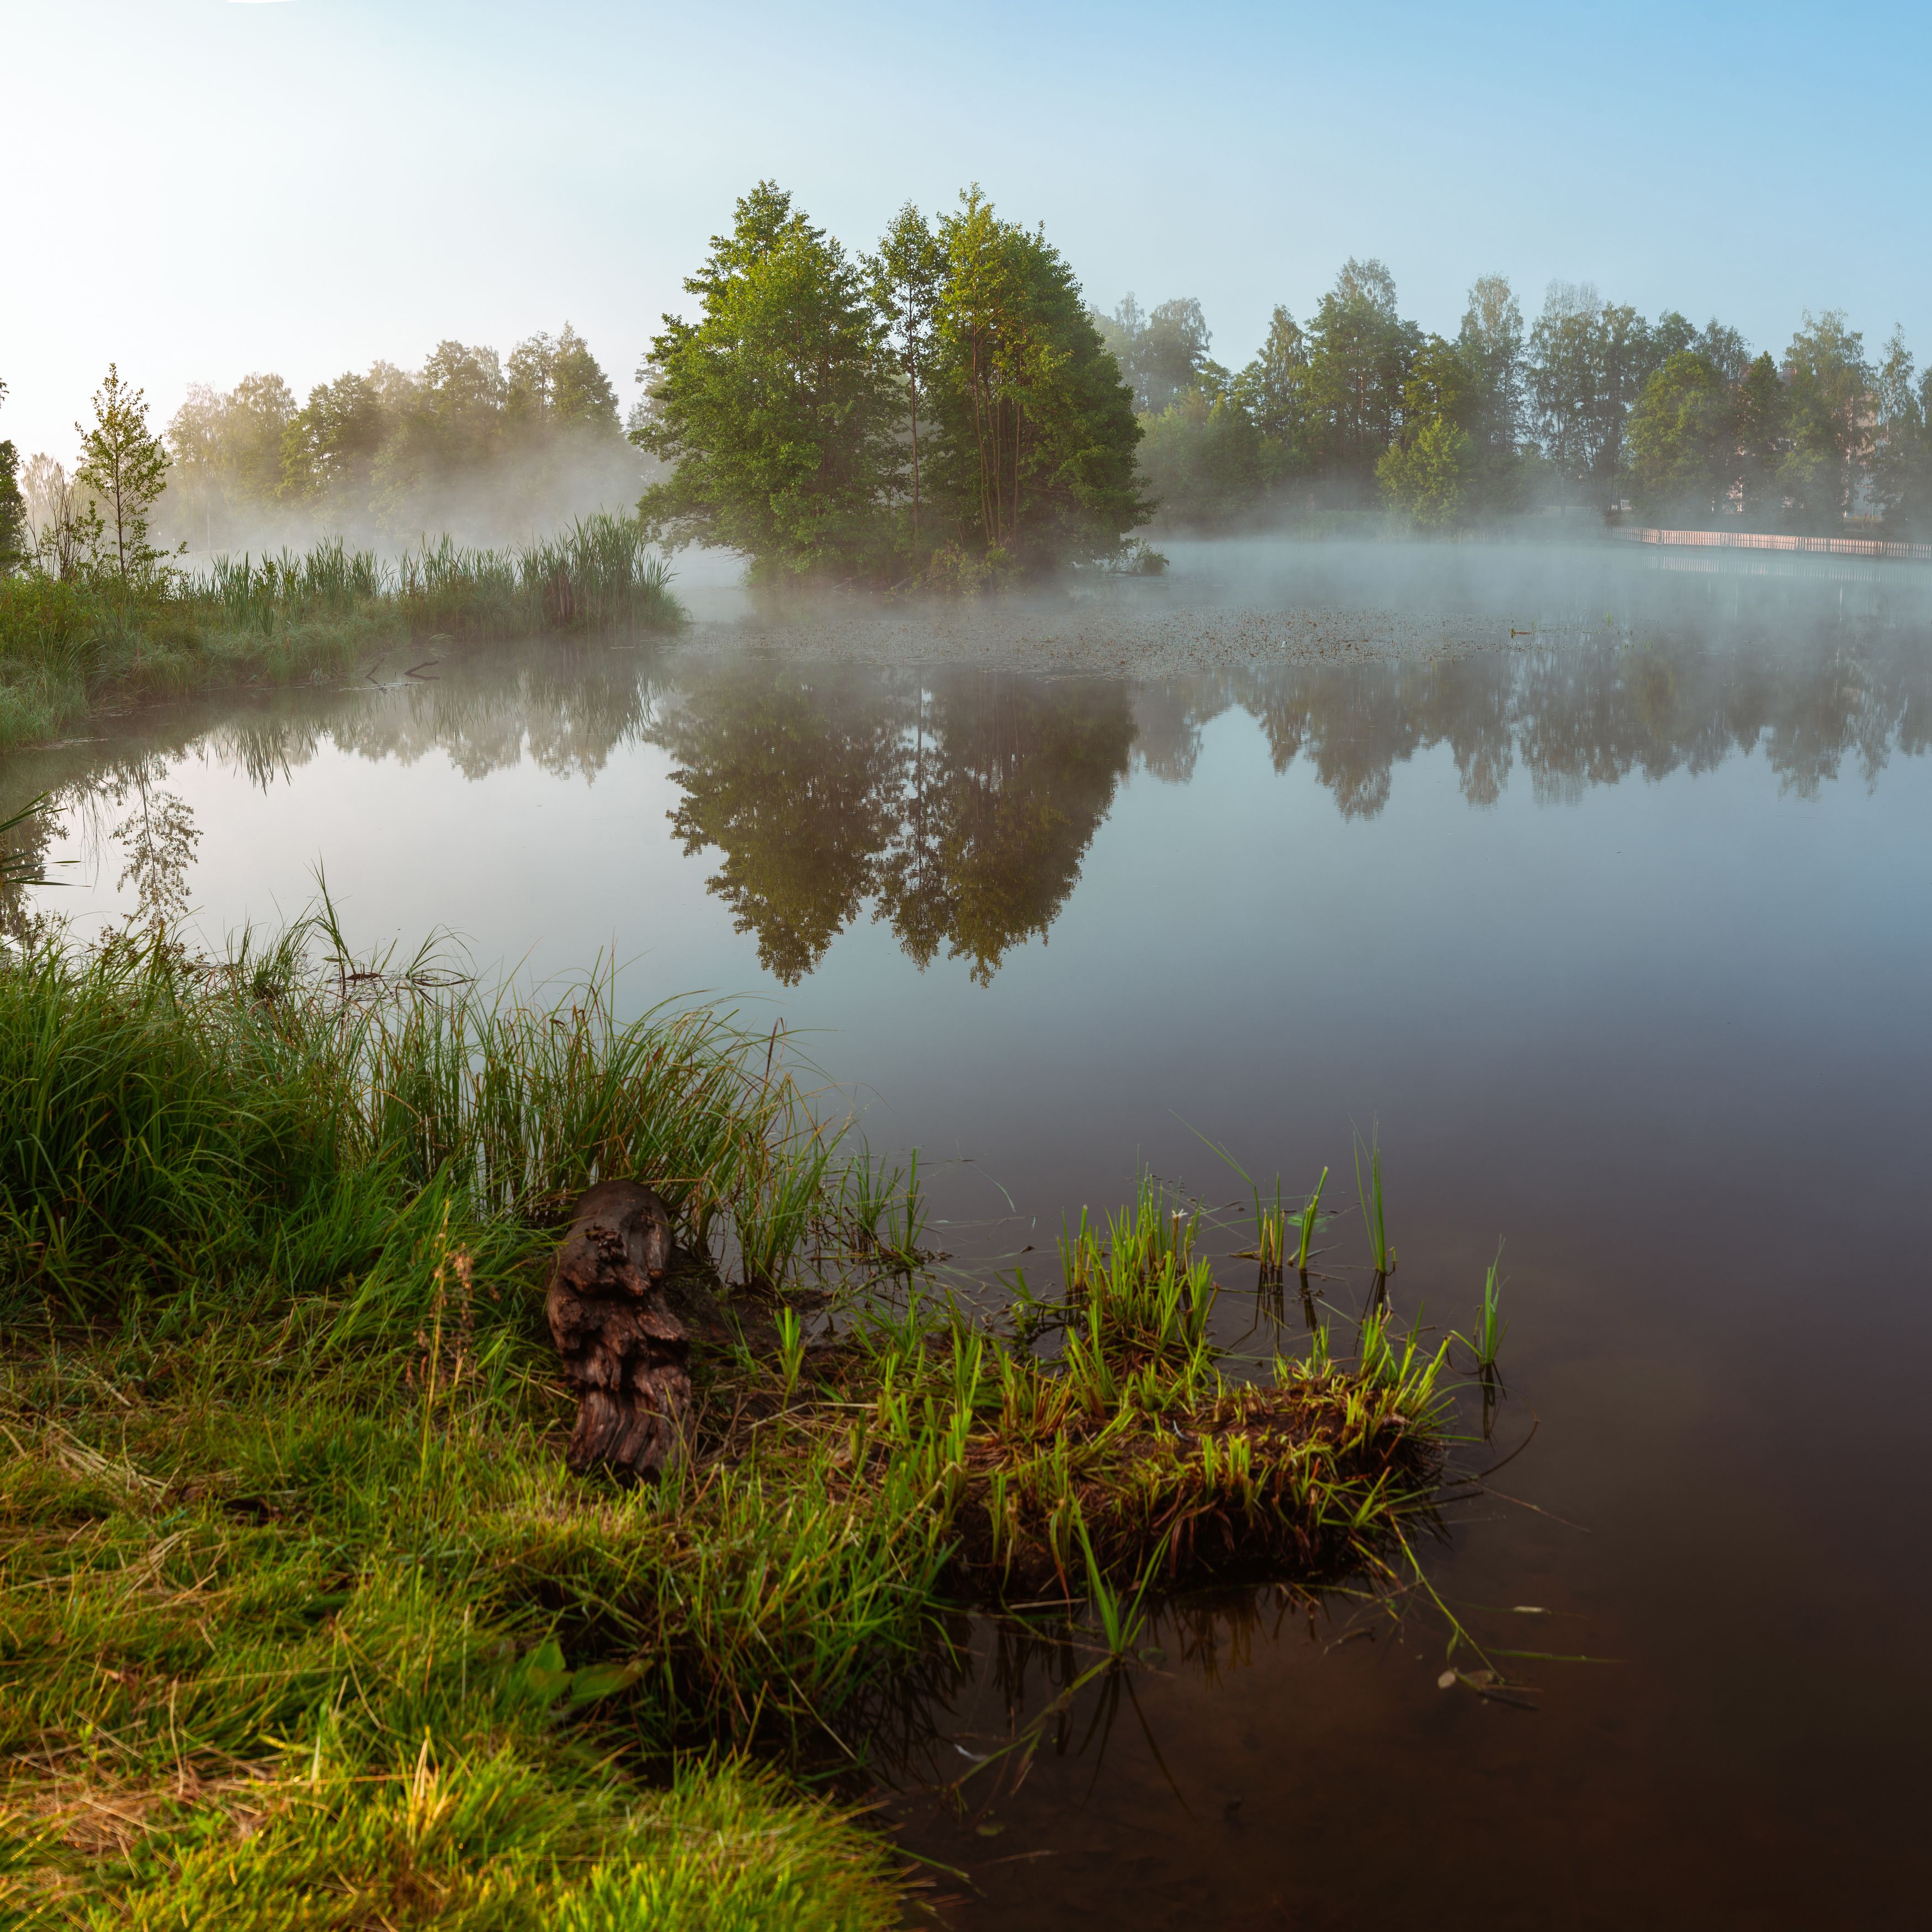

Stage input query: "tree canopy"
[{"left": 631, "top": 183, "right": 1145, "bottom": 584}]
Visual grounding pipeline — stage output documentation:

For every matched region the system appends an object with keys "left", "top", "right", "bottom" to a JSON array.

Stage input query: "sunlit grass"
[{"left": 0, "top": 922, "right": 1468, "bottom": 1924}]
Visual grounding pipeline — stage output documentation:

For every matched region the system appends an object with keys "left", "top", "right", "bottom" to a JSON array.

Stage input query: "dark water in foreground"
[{"left": 6, "top": 544, "right": 1930, "bottom": 1926}]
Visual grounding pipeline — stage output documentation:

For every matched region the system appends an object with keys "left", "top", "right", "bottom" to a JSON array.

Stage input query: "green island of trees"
[{"left": 632, "top": 182, "right": 1147, "bottom": 585}]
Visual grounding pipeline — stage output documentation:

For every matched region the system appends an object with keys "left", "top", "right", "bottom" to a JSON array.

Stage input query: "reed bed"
[
  {"left": 0, "top": 923, "right": 1466, "bottom": 1927},
  {"left": 0, "top": 514, "right": 682, "bottom": 751}
]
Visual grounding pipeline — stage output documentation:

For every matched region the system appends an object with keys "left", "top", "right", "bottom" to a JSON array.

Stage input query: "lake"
[{"left": 6, "top": 539, "right": 1929, "bottom": 1927}]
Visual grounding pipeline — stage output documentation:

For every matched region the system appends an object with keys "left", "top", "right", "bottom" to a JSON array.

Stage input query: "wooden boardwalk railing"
[{"left": 1625, "top": 525, "right": 1932, "bottom": 563}]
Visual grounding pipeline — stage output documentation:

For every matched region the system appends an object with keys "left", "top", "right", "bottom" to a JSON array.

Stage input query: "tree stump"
[{"left": 545, "top": 1179, "right": 690, "bottom": 1481}]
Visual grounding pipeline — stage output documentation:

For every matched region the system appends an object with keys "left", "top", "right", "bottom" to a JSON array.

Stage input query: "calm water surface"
[{"left": 6, "top": 544, "right": 1929, "bottom": 1926}]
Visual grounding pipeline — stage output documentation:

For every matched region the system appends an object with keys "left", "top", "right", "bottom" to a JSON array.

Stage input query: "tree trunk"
[{"left": 545, "top": 1179, "right": 690, "bottom": 1482}]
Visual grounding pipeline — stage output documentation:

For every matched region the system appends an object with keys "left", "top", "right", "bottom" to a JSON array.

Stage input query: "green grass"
[
  {"left": 0, "top": 925, "right": 1462, "bottom": 1926},
  {"left": 0, "top": 515, "right": 682, "bottom": 752},
  {"left": 1354, "top": 1128, "right": 1394, "bottom": 1282}
]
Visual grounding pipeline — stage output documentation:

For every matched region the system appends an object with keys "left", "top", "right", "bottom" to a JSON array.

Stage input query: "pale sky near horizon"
[{"left": 4, "top": 0, "right": 1928, "bottom": 460}]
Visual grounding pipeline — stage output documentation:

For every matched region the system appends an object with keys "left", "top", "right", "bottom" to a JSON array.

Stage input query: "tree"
[
  {"left": 1377, "top": 416, "right": 1473, "bottom": 528},
  {"left": 926, "top": 188, "right": 1144, "bottom": 569},
  {"left": 1092, "top": 295, "right": 1212, "bottom": 415},
  {"left": 1234, "top": 305, "right": 1317, "bottom": 483},
  {"left": 1136, "top": 389, "right": 1262, "bottom": 524},
  {"left": 1780, "top": 309, "right": 1872, "bottom": 526},
  {"left": 1527, "top": 283, "right": 1648, "bottom": 504},
  {"left": 280, "top": 369, "right": 392, "bottom": 506},
  {"left": 0, "top": 379, "right": 25, "bottom": 574},
  {"left": 1457, "top": 274, "right": 1526, "bottom": 487},
  {"left": 871, "top": 204, "right": 948, "bottom": 549},
  {"left": 1735, "top": 352, "right": 1788, "bottom": 523},
  {"left": 165, "top": 371, "right": 296, "bottom": 546},
  {"left": 506, "top": 323, "right": 619, "bottom": 433},
  {"left": 1871, "top": 328, "right": 1932, "bottom": 537},
  {"left": 1305, "top": 259, "right": 1420, "bottom": 490},
  {"left": 1626, "top": 351, "right": 1738, "bottom": 522},
  {"left": 633, "top": 181, "right": 898, "bottom": 580},
  {"left": 75, "top": 364, "right": 174, "bottom": 584}
]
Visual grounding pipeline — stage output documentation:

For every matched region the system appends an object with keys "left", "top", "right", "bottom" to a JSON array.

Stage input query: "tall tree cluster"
[
  {"left": 1108, "top": 267, "right": 1928, "bottom": 536},
  {"left": 631, "top": 183, "right": 1146, "bottom": 583},
  {"left": 161, "top": 324, "right": 633, "bottom": 549}
]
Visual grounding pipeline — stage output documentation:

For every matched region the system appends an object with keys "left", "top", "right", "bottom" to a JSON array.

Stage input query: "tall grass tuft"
[
  {"left": 0, "top": 918, "right": 827, "bottom": 1314},
  {"left": 1354, "top": 1128, "right": 1394, "bottom": 1284}
]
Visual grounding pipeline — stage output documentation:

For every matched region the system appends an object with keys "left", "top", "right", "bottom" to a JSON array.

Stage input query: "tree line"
[
  {"left": 1, "top": 327, "right": 641, "bottom": 578},
  {"left": 1113, "top": 268, "right": 1932, "bottom": 535},
  {"left": 8, "top": 189, "right": 1929, "bottom": 592}
]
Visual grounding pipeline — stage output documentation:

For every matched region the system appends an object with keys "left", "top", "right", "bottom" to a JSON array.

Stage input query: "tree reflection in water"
[
  {"left": 4, "top": 608, "right": 1929, "bottom": 967},
  {"left": 651, "top": 662, "right": 1136, "bottom": 984}
]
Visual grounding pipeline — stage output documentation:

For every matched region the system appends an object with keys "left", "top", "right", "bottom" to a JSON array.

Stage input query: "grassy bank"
[
  {"left": 0, "top": 514, "right": 682, "bottom": 752},
  {"left": 0, "top": 926, "right": 1456, "bottom": 1927}
]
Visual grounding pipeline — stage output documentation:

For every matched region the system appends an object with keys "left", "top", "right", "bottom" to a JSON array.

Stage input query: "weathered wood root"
[{"left": 545, "top": 1179, "right": 689, "bottom": 1482}]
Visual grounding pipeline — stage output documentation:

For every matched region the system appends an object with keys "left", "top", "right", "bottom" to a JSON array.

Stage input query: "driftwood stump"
[{"left": 545, "top": 1179, "right": 690, "bottom": 1481}]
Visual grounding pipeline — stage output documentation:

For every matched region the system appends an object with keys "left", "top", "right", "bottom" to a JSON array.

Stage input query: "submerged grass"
[
  {"left": 0, "top": 924, "right": 1463, "bottom": 1926},
  {"left": 0, "top": 514, "right": 682, "bottom": 751}
]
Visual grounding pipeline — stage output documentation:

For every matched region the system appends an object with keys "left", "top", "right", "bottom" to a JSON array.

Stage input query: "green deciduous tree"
[
  {"left": 1780, "top": 309, "right": 1872, "bottom": 526},
  {"left": 279, "top": 368, "right": 393, "bottom": 507},
  {"left": 1871, "top": 328, "right": 1932, "bottom": 537},
  {"left": 1457, "top": 274, "right": 1526, "bottom": 505},
  {"left": 633, "top": 181, "right": 899, "bottom": 580},
  {"left": 75, "top": 364, "right": 174, "bottom": 585},
  {"left": 1135, "top": 389, "right": 1262, "bottom": 526},
  {"left": 1305, "top": 259, "right": 1420, "bottom": 491},
  {"left": 1377, "top": 416, "right": 1473, "bottom": 528},
  {"left": 925, "top": 188, "right": 1144, "bottom": 571},
  {"left": 1735, "top": 351, "right": 1788, "bottom": 522},
  {"left": 1233, "top": 305, "right": 1318, "bottom": 485},
  {"left": 870, "top": 204, "right": 948, "bottom": 549},
  {"left": 1527, "top": 283, "right": 1650, "bottom": 505},
  {"left": 1626, "top": 351, "right": 1738, "bottom": 521},
  {"left": 507, "top": 323, "right": 619, "bottom": 433}
]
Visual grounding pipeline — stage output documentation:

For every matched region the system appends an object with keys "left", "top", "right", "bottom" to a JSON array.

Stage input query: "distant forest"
[
  {"left": 1106, "top": 269, "right": 1932, "bottom": 536},
  {"left": 0, "top": 327, "right": 645, "bottom": 567},
  {"left": 4, "top": 181, "right": 1930, "bottom": 589}
]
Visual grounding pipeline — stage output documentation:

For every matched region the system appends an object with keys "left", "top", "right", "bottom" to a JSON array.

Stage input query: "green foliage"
[
  {"left": 1093, "top": 294, "right": 1216, "bottom": 416},
  {"left": 924, "top": 188, "right": 1146, "bottom": 571},
  {"left": 168, "top": 328, "right": 632, "bottom": 550},
  {"left": 1377, "top": 416, "right": 1474, "bottom": 528},
  {"left": 869, "top": 204, "right": 948, "bottom": 546},
  {"left": 1133, "top": 389, "right": 1262, "bottom": 527},
  {"left": 1779, "top": 309, "right": 1873, "bottom": 527},
  {"left": 1305, "top": 259, "right": 1423, "bottom": 489},
  {"left": 74, "top": 365, "right": 176, "bottom": 586},
  {"left": 1626, "top": 351, "right": 1738, "bottom": 520},
  {"left": 1527, "top": 284, "right": 1650, "bottom": 502},
  {"left": 1233, "top": 304, "right": 1320, "bottom": 485},
  {"left": 633, "top": 182, "right": 1144, "bottom": 583},
  {"left": 634, "top": 182, "right": 899, "bottom": 582},
  {"left": 1872, "top": 329, "right": 1932, "bottom": 538}
]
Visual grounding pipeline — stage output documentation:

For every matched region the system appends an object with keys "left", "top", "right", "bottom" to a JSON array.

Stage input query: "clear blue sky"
[{"left": 6, "top": 0, "right": 1928, "bottom": 458}]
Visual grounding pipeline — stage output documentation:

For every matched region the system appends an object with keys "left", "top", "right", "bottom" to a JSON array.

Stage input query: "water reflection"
[
  {"left": 652, "top": 663, "right": 1135, "bottom": 983},
  {"left": 7, "top": 613, "right": 1930, "bottom": 972}
]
